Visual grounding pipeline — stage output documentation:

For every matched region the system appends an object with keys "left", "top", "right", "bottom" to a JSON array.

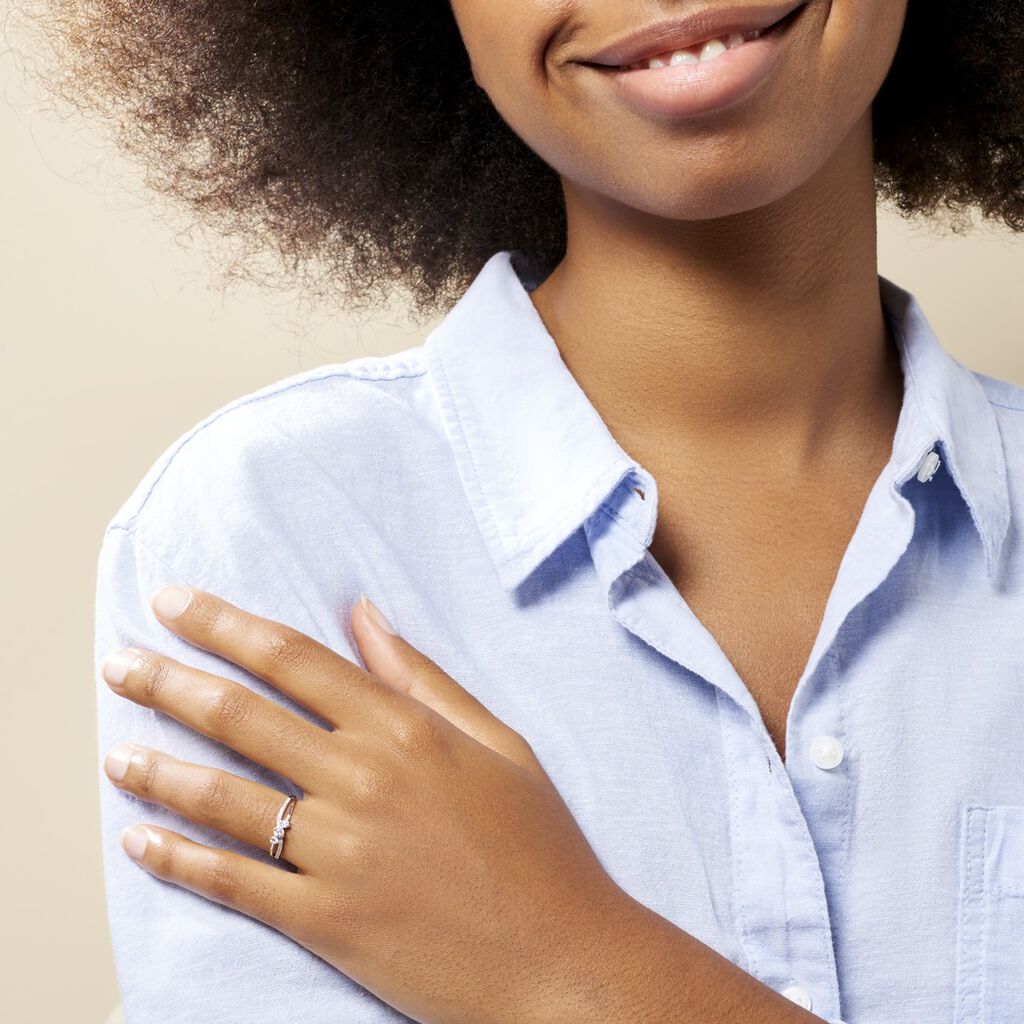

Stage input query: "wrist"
[
  {"left": 515, "top": 883, "right": 821, "bottom": 1024},
  {"left": 513, "top": 881, "right": 666, "bottom": 1024}
]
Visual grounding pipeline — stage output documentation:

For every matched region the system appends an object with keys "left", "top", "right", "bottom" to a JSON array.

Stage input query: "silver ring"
[{"left": 269, "top": 794, "right": 297, "bottom": 860}]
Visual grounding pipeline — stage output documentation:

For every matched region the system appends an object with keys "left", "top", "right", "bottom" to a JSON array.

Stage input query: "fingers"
[
  {"left": 104, "top": 743, "right": 324, "bottom": 870},
  {"left": 102, "top": 647, "right": 338, "bottom": 795},
  {"left": 147, "top": 584, "right": 408, "bottom": 731},
  {"left": 119, "top": 819, "right": 314, "bottom": 939},
  {"left": 353, "top": 596, "right": 540, "bottom": 768}
]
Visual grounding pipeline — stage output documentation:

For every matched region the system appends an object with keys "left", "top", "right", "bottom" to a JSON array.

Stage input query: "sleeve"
[{"left": 94, "top": 522, "right": 413, "bottom": 1024}]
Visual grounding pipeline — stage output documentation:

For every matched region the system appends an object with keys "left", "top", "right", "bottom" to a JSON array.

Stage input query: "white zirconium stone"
[
  {"left": 271, "top": 820, "right": 290, "bottom": 843},
  {"left": 809, "top": 734, "right": 845, "bottom": 770},
  {"left": 781, "top": 984, "right": 813, "bottom": 1010},
  {"left": 916, "top": 449, "right": 941, "bottom": 483}
]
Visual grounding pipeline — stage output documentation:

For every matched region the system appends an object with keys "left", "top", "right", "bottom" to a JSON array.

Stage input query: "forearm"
[{"left": 522, "top": 890, "right": 838, "bottom": 1024}]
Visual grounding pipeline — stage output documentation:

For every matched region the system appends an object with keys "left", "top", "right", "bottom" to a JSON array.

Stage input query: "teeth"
[
  {"left": 622, "top": 27, "right": 763, "bottom": 70},
  {"left": 698, "top": 38, "right": 728, "bottom": 62}
]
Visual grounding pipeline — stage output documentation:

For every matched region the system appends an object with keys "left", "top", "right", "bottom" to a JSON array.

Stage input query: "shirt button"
[
  {"left": 809, "top": 734, "right": 844, "bottom": 769},
  {"left": 781, "top": 984, "right": 813, "bottom": 1010},
  {"left": 916, "top": 449, "right": 941, "bottom": 483}
]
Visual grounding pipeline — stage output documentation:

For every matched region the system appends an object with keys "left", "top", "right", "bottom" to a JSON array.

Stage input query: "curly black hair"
[{"left": 18, "top": 0, "right": 1024, "bottom": 323}]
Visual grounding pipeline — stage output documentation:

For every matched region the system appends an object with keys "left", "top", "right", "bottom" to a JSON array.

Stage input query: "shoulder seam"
[
  {"left": 110, "top": 360, "right": 427, "bottom": 532},
  {"left": 103, "top": 517, "right": 183, "bottom": 570},
  {"left": 101, "top": 517, "right": 225, "bottom": 606},
  {"left": 989, "top": 400, "right": 1024, "bottom": 413}
]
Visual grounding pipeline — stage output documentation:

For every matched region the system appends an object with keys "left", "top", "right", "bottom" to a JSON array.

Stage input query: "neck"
[{"left": 528, "top": 116, "right": 904, "bottom": 475}]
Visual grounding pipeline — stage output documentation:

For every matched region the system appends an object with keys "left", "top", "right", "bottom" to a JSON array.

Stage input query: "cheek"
[
  {"left": 472, "top": 42, "right": 582, "bottom": 172},
  {"left": 818, "top": 0, "right": 909, "bottom": 110},
  {"left": 454, "top": 0, "right": 553, "bottom": 101}
]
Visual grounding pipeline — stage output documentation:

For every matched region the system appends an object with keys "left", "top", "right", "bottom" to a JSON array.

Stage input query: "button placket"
[{"left": 715, "top": 693, "right": 845, "bottom": 1019}]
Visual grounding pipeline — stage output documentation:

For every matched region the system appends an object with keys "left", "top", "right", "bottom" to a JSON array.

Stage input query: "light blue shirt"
[{"left": 95, "top": 249, "right": 1024, "bottom": 1024}]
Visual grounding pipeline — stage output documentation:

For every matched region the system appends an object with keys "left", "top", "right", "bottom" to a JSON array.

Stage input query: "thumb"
[{"left": 351, "top": 594, "right": 535, "bottom": 767}]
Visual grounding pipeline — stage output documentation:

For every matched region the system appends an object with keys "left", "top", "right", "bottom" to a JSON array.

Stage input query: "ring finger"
[{"left": 104, "top": 742, "right": 323, "bottom": 871}]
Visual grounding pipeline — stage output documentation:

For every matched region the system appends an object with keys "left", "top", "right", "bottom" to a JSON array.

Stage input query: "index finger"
[{"left": 149, "top": 584, "right": 407, "bottom": 731}]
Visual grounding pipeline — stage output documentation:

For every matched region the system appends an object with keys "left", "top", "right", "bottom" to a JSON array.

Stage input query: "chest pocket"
[{"left": 955, "top": 805, "right": 1024, "bottom": 1023}]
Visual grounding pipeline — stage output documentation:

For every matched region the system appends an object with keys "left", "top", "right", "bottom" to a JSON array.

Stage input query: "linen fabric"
[{"left": 95, "top": 249, "right": 1024, "bottom": 1023}]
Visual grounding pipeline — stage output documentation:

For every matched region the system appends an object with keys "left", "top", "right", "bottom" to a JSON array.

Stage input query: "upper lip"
[{"left": 578, "top": 1, "right": 807, "bottom": 67}]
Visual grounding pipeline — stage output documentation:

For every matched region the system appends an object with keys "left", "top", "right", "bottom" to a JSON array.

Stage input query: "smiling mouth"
[{"left": 580, "top": 2, "right": 808, "bottom": 72}]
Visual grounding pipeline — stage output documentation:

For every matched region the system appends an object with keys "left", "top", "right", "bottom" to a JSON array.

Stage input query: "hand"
[{"left": 100, "top": 585, "right": 631, "bottom": 1024}]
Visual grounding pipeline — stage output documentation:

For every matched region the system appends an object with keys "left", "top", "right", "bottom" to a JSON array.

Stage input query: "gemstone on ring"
[{"left": 269, "top": 795, "right": 297, "bottom": 860}]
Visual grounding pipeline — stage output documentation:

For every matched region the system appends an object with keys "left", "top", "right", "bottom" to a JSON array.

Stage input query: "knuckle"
[
  {"left": 346, "top": 760, "right": 394, "bottom": 809},
  {"left": 259, "top": 628, "right": 313, "bottom": 674},
  {"left": 204, "top": 857, "right": 242, "bottom": 906},
  {"left": 387, "top": 711, "right": 442, "bottom": 757},
  {"left": 173, "top": 591, "right": 220, "bottom": 641},
  {"left": 197, "top": 597, "right": 231, "bottom": 638},
  {"left": 336, "top": 830, "right": 379, "bottom": 877},
  {"left": 139, "top": 658, "right": 171, "bottom": 703},
  {"left": 194, "top": 769, "right": 232, "bottom": 818},
  {"left": 145, "top": 830, "right": 174, "bottom": 876},
  {"left": 200, "top": 684, "right": 254, "bottom": 736},
  {"left": 132, "top": 750, "right": 161, "bottom": 797}
]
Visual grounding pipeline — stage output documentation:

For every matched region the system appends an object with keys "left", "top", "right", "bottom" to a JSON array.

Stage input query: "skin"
[
  {"left": 103, "top": 2, "right": 913, "bottom": 1020},
  {"left": 103, "top": 587, "right": 823, "bottom": 1023},
  {"left": 450, "top": 0, "right": 909, "bottom": 763}
]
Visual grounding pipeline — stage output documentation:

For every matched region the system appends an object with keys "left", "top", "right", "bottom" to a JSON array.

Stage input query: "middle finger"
[
  {"left": 103, "top": 649, "right": 337, "bottom": 794},
  {"left": 149, "top": 585, "right": 408, "bottom": 734}
]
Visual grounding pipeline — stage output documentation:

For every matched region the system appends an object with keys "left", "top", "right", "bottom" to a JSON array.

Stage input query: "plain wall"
[{"left": 2, "top": 18, "right": 1023, "bottom": 1024}]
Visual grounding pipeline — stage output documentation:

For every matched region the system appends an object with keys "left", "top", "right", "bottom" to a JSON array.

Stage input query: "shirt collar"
[
  {"left": 879, "top": 274, "right": 1011, "bottom": 580},
  {"left": 424, "top": 249, "right": 1010, "bottom": 590}
]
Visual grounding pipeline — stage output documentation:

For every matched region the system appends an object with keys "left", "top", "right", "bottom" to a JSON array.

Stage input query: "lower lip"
[{"left": 588, "top": 5, "right": 806, "bottom": 119}]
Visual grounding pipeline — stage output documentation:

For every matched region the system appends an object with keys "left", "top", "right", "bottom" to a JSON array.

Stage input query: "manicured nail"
[
  {"left": 360, "top": 594, "right": 398, "bottom": 636},
  {"left": 152, "top": 585, "right": 192, "bottom": 619},
  {"left": 121, "top": 825, "right": 149, "bottom": 859},
  {"left": 102, "top": 648, "right": 143, "bottom": 687},
  {"left": 104, "top": 745, "right": 135, "bottom": 782}
]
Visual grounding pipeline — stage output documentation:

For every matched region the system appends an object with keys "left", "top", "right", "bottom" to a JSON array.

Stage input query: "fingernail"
[
  {"left": 360, "top": 594, "right": 398, "bottom": 636},
  {"left": 102, "top": 648, "right": 143, "bottom": 687},
  {"left": 121, "top": 825, "right": 149, "bottom": 859},
  {"left": 152, "top": 585, "right": 192, "bottom": 619},
  {"left": 104, "top": 745, "right": 135, "bottom": 782}
]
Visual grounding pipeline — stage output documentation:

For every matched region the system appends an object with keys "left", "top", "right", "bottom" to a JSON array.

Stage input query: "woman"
[{"left": 38, "top": 0, "right": 1024, "bottom": 1020}]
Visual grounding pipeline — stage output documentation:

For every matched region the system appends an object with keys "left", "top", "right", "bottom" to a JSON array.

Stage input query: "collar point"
[{"left": 496, "top": 560, "right": 532, "bottom": 592}]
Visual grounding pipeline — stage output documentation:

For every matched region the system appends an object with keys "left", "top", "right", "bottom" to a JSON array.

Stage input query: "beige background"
[{"left": 3, "top": 11, "right": 1024, "bottom": 1024}]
